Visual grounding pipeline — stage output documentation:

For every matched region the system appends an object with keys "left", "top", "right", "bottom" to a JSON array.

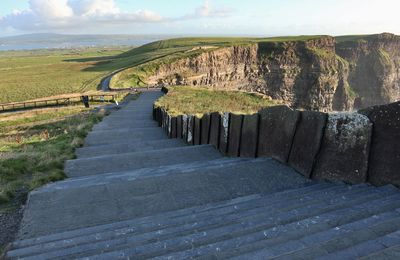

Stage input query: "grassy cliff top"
[
  {"left": 335, "top": 33, "right": 399, "bottom": 43},
  {"left": 155, "top": 86, "right": 282, "bottom": 116}
]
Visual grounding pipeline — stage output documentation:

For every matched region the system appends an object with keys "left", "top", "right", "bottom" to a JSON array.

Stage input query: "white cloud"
[
  {"left": 68, "top": 0, "right": 119, "bottom": 16},
  {"left": 0, "top": 0, "right": 232, "bottom": 33},
  {"left": 183, "top": 0, "right": 233, "bottom": 20},
  {"left": 0, "top": 0, "right": 167, "bottom": 31}
]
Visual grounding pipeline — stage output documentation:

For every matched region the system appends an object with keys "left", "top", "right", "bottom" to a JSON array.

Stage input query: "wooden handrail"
[{"left": 0, "top": 93, "right": 127, "bottom": 113}]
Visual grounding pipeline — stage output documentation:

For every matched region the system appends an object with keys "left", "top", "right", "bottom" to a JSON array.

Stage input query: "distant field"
[
  {"left": 0, "top": 48, "right": 136, "bottom": 103},
  {"left": 155, "top": 86, "right": 281, "bottom": 116}
]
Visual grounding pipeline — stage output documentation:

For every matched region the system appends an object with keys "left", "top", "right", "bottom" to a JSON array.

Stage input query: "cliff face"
[
  {"left": 336, "top": 33, "right": 400, "bottom": 109},
  {"left": 146, "top": 34, "right": 400, "bottom": 112}
]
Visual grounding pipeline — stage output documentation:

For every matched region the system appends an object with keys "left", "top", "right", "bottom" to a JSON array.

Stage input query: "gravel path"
[{"left": 0, "top": 206, "right": 24, "bottom": 252}]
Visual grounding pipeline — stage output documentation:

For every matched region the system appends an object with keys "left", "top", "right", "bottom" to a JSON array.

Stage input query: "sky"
[{"left": 0, "top": 0, "right": 399, "bottom": 37}]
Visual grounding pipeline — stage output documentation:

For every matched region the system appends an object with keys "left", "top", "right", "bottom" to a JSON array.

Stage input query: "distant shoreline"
[
  {"left": 0, "top": 44, "right": 138, "bottom": 52},
  {"left": 0, "top": 33, "right": 170, "bottom": 51}
]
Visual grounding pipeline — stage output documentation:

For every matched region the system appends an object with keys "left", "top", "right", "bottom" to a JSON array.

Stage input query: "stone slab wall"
[{"left": 154, "top": 100, "right": 400, "bottom": 187}]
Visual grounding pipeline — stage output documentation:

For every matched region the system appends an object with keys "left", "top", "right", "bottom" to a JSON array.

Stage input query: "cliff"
[
  {"left": 336, "top": 33, "right": 400, "bottom": 109},
  {"left": 129, "top": 34, "right": 400, "bottom": 112}
]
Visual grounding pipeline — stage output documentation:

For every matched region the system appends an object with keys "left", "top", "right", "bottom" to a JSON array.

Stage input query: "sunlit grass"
[
  {"left": 0, "top": 48, "right": 130, "bottom": 103},
  {"left": 155, "top": 86, "right": 282, "bottom": 116},
  {"left": 0, "top": 106, "right": 106, "bottom": 212}
]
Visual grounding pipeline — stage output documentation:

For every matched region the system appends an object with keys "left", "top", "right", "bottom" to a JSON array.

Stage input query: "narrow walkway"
[{"left": 7, "top": 91, "right": 400, "bottom": 259}]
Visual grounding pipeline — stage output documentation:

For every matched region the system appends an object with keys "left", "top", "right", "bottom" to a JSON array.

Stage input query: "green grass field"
[
  {"left": 155, "top": 86, "right": 281, "bottom": 116},
  {"left": 0, "top": 48, "right": 129, "bottom": 103},
  {"left": 0, "top": 106, "right": 107, "bottom": 212}
]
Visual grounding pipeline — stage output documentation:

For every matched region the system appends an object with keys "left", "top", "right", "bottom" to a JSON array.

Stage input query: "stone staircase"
[{"left": 6, "top": 91, "right": 400, "bottom": 259}]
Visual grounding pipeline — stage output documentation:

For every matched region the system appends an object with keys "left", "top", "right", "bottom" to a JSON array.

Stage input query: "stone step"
[
  {"left": 102, "top": 113, "right": 153, "bottom": 120},
  {"left": 313, "top": 229, "right": 400, "bottom": 260},
  {"left": 85, "top": 127, "right": 163, "bottom": 139},
  {"left": 19, "top": 158, "right": 309, "bottom": 238},
  {"left": 153, "top": 187, "right": 400, "bottom": 260},
  {"left": 92, "top": 120, "right": 158, "bottom": 131},
  {"left": 227, "top": 187, "right": 400, "bottom": 259},
  {"left": 75, "top": 139, "right": 186, "bottom": 158},
  {"left": 83, "top": 130, "right": 167, "bottom": 146},
  {"left": 36, "top": 158, "right": 263, "bottom": 193},
  {"left": 27, "top": 186, "right": 384, "bottom": 258},
  {"left": 13, "top": 183, "right": 333, "bottom": 249},
  {"left": 359, "top": 244, "right": 400, "bottom": 259},
  {"left": 14, "top": 181, "right": 324, "bottom": 250},
  {"left": 9, "top": 184, "right": 337, "bottom": 258},
  {"left": 11, "top": 194, "right": 263, "bottom": 250},
  {"left": 65, "top": 145, "right": 224, "bottom": 177}
]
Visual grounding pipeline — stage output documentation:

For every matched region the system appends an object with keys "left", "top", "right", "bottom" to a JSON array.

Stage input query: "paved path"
[{"left": 7, "top": 91, "right": 400, "bottom": 259}]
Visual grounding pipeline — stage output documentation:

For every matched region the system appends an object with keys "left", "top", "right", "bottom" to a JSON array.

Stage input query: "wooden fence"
[{"left": 0, "top": 93, "right": 124, "bottom": 113}]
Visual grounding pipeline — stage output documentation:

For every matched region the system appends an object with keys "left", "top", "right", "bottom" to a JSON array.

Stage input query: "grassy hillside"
[
  {"left": 155, "top": 86, "right": 281, "bottom": 116},
  {"left": 0, "top": 35, "right": 332, "bottom": 103},
  {"left": 110, "top": 35, "right": 327, "bottom": 89},
  {"left": 0, "top": 48, "right": 129, "bottom": 103}
]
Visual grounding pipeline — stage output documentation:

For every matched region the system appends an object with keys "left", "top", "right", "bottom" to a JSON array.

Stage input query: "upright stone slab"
[
  {"left": 240, "top": 114, "right": 259, "bottom": 158},
  {"left": 288, "top": 111, "right": 327, "bottom": 178},
  {"left": 209, "top": 112, "right": 221, "bottom": 148},
  {"left": 312, "top": 113, "right": 372, "bottom": 184},
  {"left": 158, "top": 108, "right": 162, "bottom": 126},
  {"left": 152, "top": 105, "right": 156, "bottom": 121},
  {"left": 157, "top": 108, "right": 163, "bottom": 127},
  {"left": 166, "top": 114, "right": 172, "bottom": 137},
  {"left": 163, "top": 109, "right": 169, "bottom": 131},
  {"left": 170, "top": 117, "right": 177, "bottom": 139},
  {"left": 194, "top": 117, "right": 201, "bottom": 145},
  {"left": 227, "top": 114, "right": 243, "bottom": 157},
  {"left": 201, "top": 114, "right": 211, "bottom": 145},
  {"left": 187, "top": 115, "right": 194, "bottom": 145},
  {"left": 219, "top": 112, "right": 230, "bottom": 154},
  {"left": 176, "top": 116, "right": 183, "bottom": 139},
  {"left": 258, "top": 105, "right": 300, "bottom": 163},
  {"left": 160, "top": 109, "right": 165, "bottom": 129},
  {"left": 359, "top": 101, "right": 400, "bottom": 186},
  {"left": 182, "top": 115, "right": 188, "bottom": 142}
]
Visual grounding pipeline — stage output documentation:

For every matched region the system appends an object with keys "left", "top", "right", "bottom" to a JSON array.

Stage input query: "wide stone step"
[
  {"left": 13, "top": 183, "right": 334, "bottom": 250},
  {"left": 37, "top": 158, "right": 266, "bottom": 193},
  {"left": 14, "top": 184, "right": 399, "bottom": 259},
  {"left": 9, "top": 183, "right": 336, "bottom": 258},
  {"left": 83, "top": 130, "right": 167, "bottom": 146},
  {"left": 10, "top": 195, "right": 262, "bottom": 251},
  {"left": 85, "top": 127, "right": 163, "bottom": 139},
  {"left": 152, "top": 187, "right": 400, "bottom": 260},
  {"left": 19, "top": 158, "right": 309, "bottom": 238},
  {"left": 75, "top": 139, "right": 186, "bottom": 158},
  {"left": 312, "top": 229, "right": 400, "bottom": 260},
  {"left": 239, "top": 212, "right": 400, "bottom": 260},
  {"left": 27, "top": 186, "right": 378, "bottom": 258},
  {"left": 227, "top": 187, "right": 400, "bottom": 259},
  {"left": 46, "top": 186, "right": 376, "bottom": 257},
  {"left": 65, "top": 145, "right": 224, "bottom": 177},
  {"left": 102, "top": 113, "right": 153, "bottom": 121},
  {"left": 92, "top": 120, "right": 158, "bottom": 131},
  {"left": 360, "top": 244, "right": 400, "bottom": 259}
]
